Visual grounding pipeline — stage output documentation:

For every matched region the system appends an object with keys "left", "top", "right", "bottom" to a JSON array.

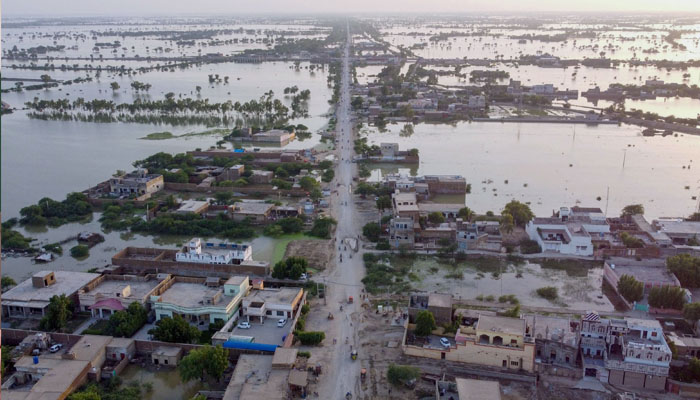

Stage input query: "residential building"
[
  {"left": 603, "top": 260, "right": 681, "bottom": 307},
  {"left": 249, "top": 170, "right": 273, "bottom": 184},
  {"left": 223, "top": 354, "right": 288, "bottom": 400},
  {"left": 176, "top": 237, "right": 253, "bottom": 265},
  {"left": 667, "top": 333, "right": 700, "bottom": 358},
  {"left": 526, "top": 314, "right": 580, "bottom": 371},
  {"left": 109, "top": 169, "right": 163, "bottom": 196},
  {"left": 408, "top": 293, "right": 454, "bottom": 324},
  {"left": 392, "top": 191, "right": 419, "bottom": 222},
  {"left": 176, "top": 200, "right": 210, "bottom": 214},
  {"left": 231, "top": 201, "right": 274, "bottom": 223},
  {"left": 380, "top": 142, "right": 399, "bottom": 158},
  {"left": 151, "top": 275, "right": 250, "bottom": 327},
  {"left": 251, "top": 129, "right": 296, "bottom": 145},
  {"left": 652, "top": 219, "right": 700, "bottom": 245},
  {"left": 241, "top": 287, "right": 304, "bottom": 323},
  {"left": 526, "top": 206, "right": 610, "bottom": 256},
  {"left": 467, "top": 95, "right": 486, "bottom": 108},
  {"left": 2, "top": 271, "right": 101, "bottom": 319},
  {"left": 388, "top": 217, "right": 416, "bottom": 249},
  {"left": 78, "top": 274, "right": 170, "bottom": 318},
  {"left": 151, "top": 346, "right": 182, "bottom": 366}
]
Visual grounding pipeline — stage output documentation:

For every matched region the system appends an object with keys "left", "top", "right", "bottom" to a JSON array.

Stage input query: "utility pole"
[
  {"left": 604, "top": 186, "right": 610, "bottom": 217},
  {"left": 622, "top": 149, "right": 627, "bottom": 168}
]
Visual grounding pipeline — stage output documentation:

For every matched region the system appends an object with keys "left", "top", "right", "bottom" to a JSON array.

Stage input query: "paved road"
[{"left": 316, "top": 22, "right": 365, "bottom": 400}]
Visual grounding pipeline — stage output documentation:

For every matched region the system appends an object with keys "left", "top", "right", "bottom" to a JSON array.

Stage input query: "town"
[{"left": 2, "top": 10, "right": 700, "bottom": 400}]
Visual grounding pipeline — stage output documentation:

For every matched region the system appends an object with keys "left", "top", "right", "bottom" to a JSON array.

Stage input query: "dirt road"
[{"left": 314, "top": 21, "right": 366, "bottom": 400}]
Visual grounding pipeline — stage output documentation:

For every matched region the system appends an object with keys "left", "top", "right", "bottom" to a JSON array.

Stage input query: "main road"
[{"left": 316, "top": 22, "right": 366, "bottom": 399}]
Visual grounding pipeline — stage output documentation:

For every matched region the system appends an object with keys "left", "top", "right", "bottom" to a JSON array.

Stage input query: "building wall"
[{"left": 403, "top": 340, "right": 535, "bottom": 372}]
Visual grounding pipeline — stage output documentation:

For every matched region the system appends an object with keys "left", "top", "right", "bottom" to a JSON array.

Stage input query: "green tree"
[
  {"left": 428, "top": 212, "right": 445, "bottom": 224},
  {"left": 214, "top": 191, "right": 233, "bottom": 205},
  {"left": 263, "top": 224, "right": 284, "bottom": 237},
  {"left": 70, "top": 244, "right": 89, "bottom": 258},
  {"left": 617, "top": 274, "right": 644, "bottom": 302},
  {"left": 272, "top": 257, "right": 308, "bottom": 280},
  {"left": 502, "top": 200, "right": 534, "bottom": 227},
  {"left": 179, "top": 345, "right": 228, "bottom": 382},
  {"left": 683, "top": 303, "right": 700, "bottom": 324},
  {"left": 621, "top": 204, "right": 645, "bottom": 217},
  {"left": 299, "top": 176, "right": 318, "bottom": 191},
  {"left": 457, "top": 207, "right": 474, "bottom": 221},
  {"left": 648, "top": 286, "right": 687, "bottom": 310},
  {"left": 414, "top": 310, "right": 436, "bottom": 336},
  {"left": 150, "top": 315, "right": 200, "bottom": 343},
  {"left": 40, "top": 294, "right": 72, "bottom": 331},
  {"left": 363, "top": 222, "right": 381, "bottom": 242},
  {"left": 376, "top": 196, "right": 392, "bottom": 213},
  {"left": 387, "top": 364, "right": 420, "bottom": 386},
  {"left": 536, "top": 286, "right": 558, "bottom": 300},
  {"left": 667, "top": 254, "right": 700, "bottom": 288},
  {"left": 110, "top": 82, "right": 120, "bottom": 91},
  {"left": 2, "top": 276, "right": 17, "bottom": 289}
]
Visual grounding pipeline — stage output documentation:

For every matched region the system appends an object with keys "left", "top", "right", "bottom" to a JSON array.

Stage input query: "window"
[
  {"left": 277, "top": 311, "right": 284, "bottom": 316},
  {"left": 651, "top": 331, "right": 657, "bottom": 337},
  {"left": 511, "top": 361, "right": 519, "bottom": 366}
]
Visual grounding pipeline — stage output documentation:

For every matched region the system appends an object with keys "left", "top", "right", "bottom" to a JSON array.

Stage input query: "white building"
[
  {"left": 525, "top": 206, "right": 610, "bottom": 256},
  {"left": 467, "top": 95, "right": 486, "bottom": 108},
  {"left": 175, "top": 237, "right": 252, "bottom": 265}
]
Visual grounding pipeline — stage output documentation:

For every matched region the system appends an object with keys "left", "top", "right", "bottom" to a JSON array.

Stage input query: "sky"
[{"left": 3, "top": 0, "right": 700, "bottom": 17}]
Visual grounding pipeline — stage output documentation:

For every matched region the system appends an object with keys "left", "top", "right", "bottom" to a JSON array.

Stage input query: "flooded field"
[
  {"left": 364, "top": 121, "right": 700, "bottom": 219},
  {"left": 119, "top": 364, "right": 204, "bottom": 400},
  {"left": 396, "top": 256, "right": 614, "bottom": 311}
]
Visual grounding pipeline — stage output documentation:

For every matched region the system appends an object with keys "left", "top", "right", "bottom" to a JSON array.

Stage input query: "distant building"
[
  {"left": 526, "top": 206, "right": 610, "bottom": 256},
  {"left": 109, "top": 169, "right": 163, "bottom": 196},
  {"left": 252, "top": 129, "right": 296, "bottom": 145},
  {"left": 176, "top": 237, "right": 253, "bottom": 265},
  {"left": 526, "top": 314, "right": 580, "bottom": 371},
  {"left": 408, "top": 293, "right": 453, "bottom": 324},
  {"left": 241, "top": 287, "right": 304, "bottom": 323},
  {"left": 78, "top": 274, "right": 170, "bottom": 318},
  {"left": 176, "top": 200, "right": 210, "bottom": 214},
  {"left": 389, "top": 217, "right": 416, "bottom": 249},
  {"left": 2, "top": 271, "right": 101, "bottom": 319},
  {"left": 249, "top": 170, "right": 274, "bottom": 184},
  {"left": 652, "top": 219, "right": 700, "bottom": 246},
  {"left": 603, "top": 260, "right": 682, "bottom": 307},
  {"left": 231, "top": 201, "right": 274, "bottom": 223},
  {"left": 380, "top": 143, "right": 399, "bottom": 159}
]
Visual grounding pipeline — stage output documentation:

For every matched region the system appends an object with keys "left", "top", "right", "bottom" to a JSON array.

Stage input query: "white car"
[
  {"left": 277, "top": 318, "right": 287, "bottom": 327},
  {"left": 300, "top": 273, "right": 308, "bottom": 281},
  {"left": 439, "top": 338, "right": 451, "bottom": 348},
  {"left": 237, "top": 322, "right": 251, "bottom": 329},
  {"left": 49, "top": 344, "right": 63, "bottom": 353}
]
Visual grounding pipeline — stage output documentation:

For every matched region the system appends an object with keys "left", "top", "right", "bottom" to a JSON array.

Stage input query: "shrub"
[
  {"left": 617, "top": 274, "right": 644, "bottom": 302},
  {"left": 301, "top": 304, "right": 310, "bottom": 315},
  {"left": 272, "top": 257, "right": 308, "bottom": 280},
  {"left": 387, "top": 364, "right": 420, "bottom": 386},
  {"left": 363, "top": 222, "right": 381, "bottom": 242},
  {"left": 295, "top": 331, "right": 325, "bottom": 345},
  {"left": 536, "top": 286, "right": 558, "bottom": 300},
  {"left": 667, "top": 254, "right": 700, "bottom": 288},
  {"left": 649, "top": 286, "right": 687, "bottom": 310},
  {"left": 298, "top": 351, "right": 311, "bottom": 358},
  {"left": 414, "top": 310, "right": 436, "bottom": 336},
  {"left": 70, "top": 245, "right": 89, "bottom": 258},
  {"left": 519, "top": 239, "right": 541, "bottom": 254},
  {"left": 620, "top": 232, "right": 644, "bottom": 248},
  {"left": 376, "top": 240, "right": 390, "bottom": 250}
]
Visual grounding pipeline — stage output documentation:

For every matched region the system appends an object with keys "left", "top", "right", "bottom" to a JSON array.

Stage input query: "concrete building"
[
  {"left": 223, "top": 354, "right": 288, "bottom": 400},
  {"left": 176, "top": 237, "right": 253, "bottom": 265},
  {"left": 151, "top": 346, "right": 182, "bottom": 367},
  {"left": 392, "top": 191, "right": 420, "bottom": 222},
  {"left": 388, "top": 217, "right": 416, "bottom": 249},
  {"left": 603, "top": 260, "right": 681, "bottom": 306},
  {"left": 109, "top": 169, "right": 163, "bottom": 196},
  {"left": 78, "top": 274, "right": 169, "bottom": 318},
  {"left": 251, "top": 129, "right": 296, "bottom": 145},
  {"left": 408, "top": 293, "right": 453, "bottom": 324},
  {"left": 231, "top": 201, "right": 274, "bottom": 223},
  {"left": 652, "top": 219, "right": 700, "bottom": 245},
  {"left": 526, "top": 206, "right": 610, "bottom": 256},
  {"left": 241, "top": 287, "right": 304, "bottom": 323},
  {"left": 667, "top": 333, "right": 700, "bottom": 358},
  {"left": 151, "top": 275, "right": 250, "bottom": 327},
  {"left": 2, "top": 271, "right": 101, "bottom": 319},
  {"left": 405, "top": 313, "right": 536, "bottom": 372},
  {"left": 249, "top": 170, "right": 274, "bottom": 184},
  {"left": 176, "top": 200, "right": 210, "bottom": 214},
  {"left": 467, "top": 95, "right": 486, "bottom": 109},
  {"left": 380, "top": 142, "right": 399, "bottom": 158},
  {"left": 526, "top": 314, "right": 580, "bottom": 371}
]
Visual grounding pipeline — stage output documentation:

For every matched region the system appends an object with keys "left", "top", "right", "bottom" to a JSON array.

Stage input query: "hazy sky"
[{"left": 3, "top": 0, "right": 700, "bottom": 17}]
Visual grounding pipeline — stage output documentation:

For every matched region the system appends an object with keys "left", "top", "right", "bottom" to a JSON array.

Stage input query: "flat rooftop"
[
  {"left": 608, "top": 263, "right": 679, "bottom": 286},
  {"left": 153, "top": 346, "right": 182, "bottom": 357},
  {"left": 233, "top": 202, "right": 274, "bottom": 215},
  {"left": 245, "top": 288, "right": 302, "bottom": 306},
  {"left": 83, "top": 277, "right": 161, "bottom": 300},
  {"left": 156, "top": 282, "right": 235, "bottom": 309},
  {"left": 528, "top": 315, "right": 578, "bottom": 347},
  {"left": 418, "top": 203, "right": 464, "bottom": 213},
  {"left": 3, "top": 271, "right": 100, "bottom": 305},
  {"left": 477, "top": 315, "right": 525, "bottom": 336},
  {"left": 226, "top": 276, "right": 249, "bottom": 286},
  {"left": 654, "top": 220, "right": 700, "bottom": 235},
  {"left": 12, "top": 356, "right": 89, "bottom": 400},
  {"left": 177, "top": 200, "right": 209, "bottom": 212},
  {"left": 223, "top": 354, "right": 287, "bottom": 400},
  {"left": 69, "top": 335, "right": 113, "bottom": 362},
  {"left": 429, "top": 293, "right": 453, "bottom": 308}
]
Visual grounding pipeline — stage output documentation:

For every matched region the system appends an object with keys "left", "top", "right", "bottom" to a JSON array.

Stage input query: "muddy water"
[
  {"left": 364, "top": 121, "right": 700, "bottom": 219},
  {"left": 405, "top": 257, "right": 614, "bottom": 311},
  {"left": 119, "top": 364, "right": 204, "bottom": 400}
]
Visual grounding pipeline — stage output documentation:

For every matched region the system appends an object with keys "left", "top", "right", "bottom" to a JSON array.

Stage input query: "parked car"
[
  {"left": 237, "top": 321, "right": 251, "bottom": 329},
  {"left": 300, "top": 273, "right": 308, "bottom": 281},
  {"left": 439, "top": 338, "right": 450, "bottom": 348},
  {"left": 277, "top": 318, "right": 287, "bottom": 327},
  {"left": 49, "top": 344, "right": 63, "bottom": 353}
]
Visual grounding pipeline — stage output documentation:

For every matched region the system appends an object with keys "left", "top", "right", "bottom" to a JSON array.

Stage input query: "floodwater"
[
  {"left": 0, "top": 213, "right": 292, "bottom": 282},
  {"left": 119, "top": 363, "right": 204, "bottom": 400},
  {"left": 364, "top": 121, "right": 700, "bottom": 219},
  {"left": 405, "top": 256, "right": 614, "bottom": 311}
]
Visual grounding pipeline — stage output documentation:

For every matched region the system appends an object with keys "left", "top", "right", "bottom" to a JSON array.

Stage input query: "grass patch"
[
  {"left": 140, "top": 128, "right": 230, "bottom": 141},
  {"left": 540, "top": 259, "right": 595, "bottom": 277},
  {"left": 140, "top": 131, "right": 176, "bottom": 140}
]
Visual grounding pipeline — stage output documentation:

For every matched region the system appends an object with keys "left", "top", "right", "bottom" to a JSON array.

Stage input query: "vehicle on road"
[
  {"left": 348, "top": 296, "right": 353, "bottom": 304},
  {"left": 49, "top": 344, "right": 63, "bottom": 353},
  {"left": 277, "top": 318, "right": 287, "bottom": 327},
  {"left": 440, "top": 337, "right": 451, "bottom": 348},
  {"left": 328, "top": 312, "right": 334, "bottom": 320},
  {"left": 237, "top": 322, "right": 251, "bottom": 329},
  {"left": 351, "top": 349, "right": 357, "bottom": 360}
]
